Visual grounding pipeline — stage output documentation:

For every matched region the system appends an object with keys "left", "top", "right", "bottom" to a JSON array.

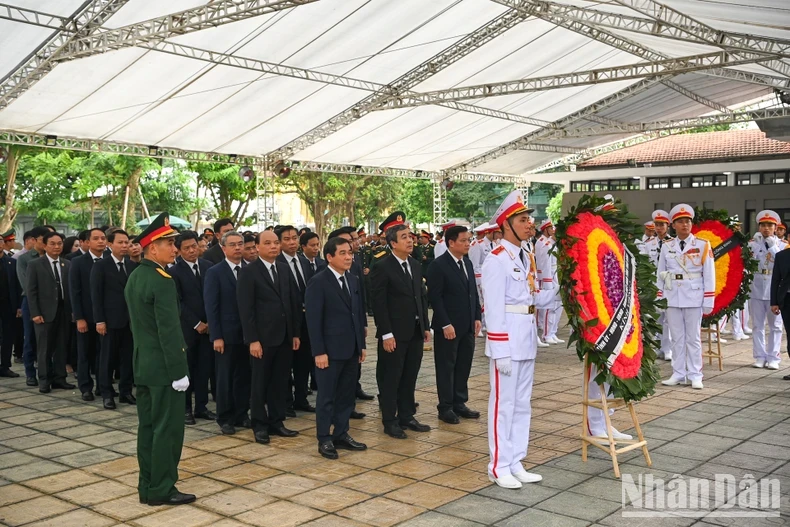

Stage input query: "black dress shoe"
[
  {"left": 438, "top": 410, "right": 460, "bottom": 425},
  {"left": 147, "top": 491, "right": 196, "bottom": 506},
  {"left": 319, "top": 441, "right": 338, "bottom": 459},
  {"left": 784, "top": 374, "right": 790, "bottom": 381},
  {"left": 220, "top": 423, "right": 236, "bottom": 435},
  {"left": 14, "top": 357, "right": 22, "bottom": 364},
  {"left": 194, "top": 410, "right": 217, "bottom": 420},
  {"left": 294, "top": 402, "right": 316, "bottom": 413},
  {"left": 454, "top": 406, "right": 480, "bottom": 419},
  {"left": 81, "top": 392, "right": 95, "bottom": 402},
  {"left": 103, "top": 398, "right": 116, "bottom": 410},
  {"left": 401, "top": 419, "right": 430, "bottom": 432},
  {"left": 51, "top": 381, "right": 76, "bottom": 390},
  {"left": 334, "top": 434, "right": 367, "bottom": 451},
  {"left": 350, "top": 411, "right": 366, "bottom": 420},
  {"left": 119, "top": 394, "right": 137, "bottom": 405},
  {"left": 39, "top": 384, "right": 51, "bottom": 394},
  {"left": 0, "top": 368, "right": 20, "bottom": 378},
  {"left": 254, "top": 430, "right": 270, "bottom": 444},
  {"left": 269, "top": 425, "right": 298, "bottom": 438},
  {"left": 356, "top": 390, "right": 374, "bottom": 401},
  {"left": 285, "top": 407, "right": 297, "bottom": 418},
  {"left": 26, "top": 377, "right": 37, "bottom": 387},
  {"left": 237, "top": 418, "right": 252, "bottom": 429},
  {"left": 384, "top": 424, "right": 407, "bottom": 439},
  {"left": 184, "top": 412, "right": 196, "bottom": 426},
  {"left": 139, "top": 496, "right": 147, "bottom": 504},
  {"left": 306, "top": 388, "right": 313, "bottom": 396}
]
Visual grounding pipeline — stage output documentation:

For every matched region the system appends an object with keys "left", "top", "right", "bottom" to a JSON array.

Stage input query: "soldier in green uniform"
[
  {"left": 125, "top": 212, "right": 195, "bottom": 507},
  {"left": 417, "top": 230, "right": 434, "bottom": 282}
]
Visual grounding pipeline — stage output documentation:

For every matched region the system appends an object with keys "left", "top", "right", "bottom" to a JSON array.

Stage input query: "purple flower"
[{"left": 602, "top": 250, "right": 624, "bottom": 306}]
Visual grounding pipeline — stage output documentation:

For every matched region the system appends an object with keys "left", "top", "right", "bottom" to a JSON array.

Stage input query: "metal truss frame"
[
  {"left": 0, "top": 3, "right": 71, "bottom": 31},
  {"left": 0, "top": 0, "right": 130, "bottom": 111},
  {"left": 432, "top": 179, "right": 448, "bottom": 226},
  {"left": 660, "top": 80, "right": 731, "bottom": 114}
]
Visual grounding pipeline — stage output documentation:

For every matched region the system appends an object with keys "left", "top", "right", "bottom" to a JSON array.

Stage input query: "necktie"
[
  {"left": 53, "top": 261, "right": 63, "bottom": 299},
  {"left": 680, "top": 240, "right": 686, "bottom": 251},
  {"left": 339, "top": 275, "right": 351, "bottom": 300},
  {"left": 519, "top": 249, "right": 527, "bottom": 268},
  {"left": 402, "top": 261, "right": 411, "bottom": 279},
  {"left": 292, "top": 259, "right": 306, "bottom": 291},
  {"left": 94, "top": 258, "right": 100, "bottom": 263},
  {"left": 310, "top": 262, "right": 316, "bottom": 273},
  {"left": 118, "top": 261, "right": 126, "bottom": 277},
  {"left": 658, "top": 239, "right": 663, "bottom": 252},
  {"left": 269, "top": 263, "right": 278, "bottom": 284},
  {"left": 457, "top": 259, "right": 467, "bottom": 279},
  {"left": 193, "top": 264, "right": 200, "bottom": 279},
  {"left": 233, "top": 265, "right": 241, "bottom": 279}
]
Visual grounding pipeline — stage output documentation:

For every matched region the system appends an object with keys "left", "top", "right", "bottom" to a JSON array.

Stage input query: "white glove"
[
  {"left": 171, "top": 375, "right": 190, "bottom": 392},
  {"left": 753, "top": 232, "right": 763, "bottom": 242},
  {"left": 495, "top": 358, "right": 512, "bottom": 376},
  {"left": 765, "top": 236, "right": 775, "bottom": 248}
]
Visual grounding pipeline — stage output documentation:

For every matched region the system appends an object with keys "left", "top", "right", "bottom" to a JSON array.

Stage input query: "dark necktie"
[
  {"left": 680, "top": 240, "right": 686, "bottom": 251},
  {"left": 234, "top": 265, "right": 241, "bottom": 279},
  {"left": 118, "top": 261, "right": 126, "bottom": 276},
  {"left": 518, "top": 249, "right": 527, "bottom": 268},
  {"left": 93, "top": 258, "right": 100, "bottom": 263},
  {"left": 193, "top": 263, "right": 200, "bottom": 279},
  {"left": 457, "top": 259, "right": 466, "bottom": 279},
  {"left": 269, "top": 263, "right": 278, "bottom": 284},
  {"left": 292, "top": 259, "right": 306, "bottom": 291},
  {"left": 310, "top": 262, "right": 316, "bottom": 273},
  {"left": 658, "top": 239, "right": 663, "bottom": 252},
  {"left": 339, "top": 275, "right": 351, "bottom": 300},
  {"left": 402, "top": 261, "right": 411, "bottom": 279},
  {"left": 53, "top": 261, "right": 63, "bottom": 299}
]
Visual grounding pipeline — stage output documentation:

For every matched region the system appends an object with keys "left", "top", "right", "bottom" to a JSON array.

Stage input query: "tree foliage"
[{"left": 546, "top": 191, "right": 564, "bottom": 223}]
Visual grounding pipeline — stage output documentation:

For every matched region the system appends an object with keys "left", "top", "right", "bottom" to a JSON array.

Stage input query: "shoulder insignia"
[
  {"left": 373, "top": 251, "right": 385, "bottom": 259},
  {"left": 491, "top": 245, "right": 506, "bottom": 255},
  {"left": 156, "top": 268, "right": 172, "bottom": 279}
]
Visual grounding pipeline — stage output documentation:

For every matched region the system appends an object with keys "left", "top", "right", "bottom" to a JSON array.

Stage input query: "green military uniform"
[
  {"left": 125, "top": 214, "right": 189, "bottom": 504},
  {"left": 369, "top": 243, "right": 391, "bottom": 272}
]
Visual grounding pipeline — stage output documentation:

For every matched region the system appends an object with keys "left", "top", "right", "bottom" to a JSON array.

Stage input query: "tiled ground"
[{"left": 0, "top": 320, "right": 788, "bottom": 526}]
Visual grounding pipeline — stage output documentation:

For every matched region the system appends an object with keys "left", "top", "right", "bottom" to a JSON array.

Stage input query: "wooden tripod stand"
[
  {"left": 701, "top": 324, "right": 724, "bottom": 370},
  {"left": 580, "top": 354, "right": 651, "bottom": 478}
]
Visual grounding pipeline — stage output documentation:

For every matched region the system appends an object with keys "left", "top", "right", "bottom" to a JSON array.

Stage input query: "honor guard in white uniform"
[
  {"left": 482, "top": 191, "right": 556, "bottom": 489},
  {"left": 748, "top": 210, "right": 788, "bottom": 369},
  {"left": 658, "top": 205, "right": 716, "bottom": 389},
  {"left": 641, "top": 210, "right": 674, "bottom": 359},
  {"left": 534, "top": 220, "right": 564, "bottom": 345},
  {"left": 434, "top": 221, "right": 455, "bottom": 259},
  {"left": 469, "top": 223, "right": 495, "bottom": 337},
  {"left": 729, "top": 217, "right": 752, "bottom": 340}
]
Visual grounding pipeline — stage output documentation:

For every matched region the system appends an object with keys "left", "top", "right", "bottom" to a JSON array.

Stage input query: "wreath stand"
[
  {"left": 580, "top": 354, "right": 651, "bottom": 478},
  {"left": 701, "top": 324, "right": 723, "bottom": 371}
]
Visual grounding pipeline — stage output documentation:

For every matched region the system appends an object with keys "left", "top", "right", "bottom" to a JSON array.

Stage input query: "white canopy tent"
[{"left": 1, "top": 0, "right": 789, "bottom": 222}]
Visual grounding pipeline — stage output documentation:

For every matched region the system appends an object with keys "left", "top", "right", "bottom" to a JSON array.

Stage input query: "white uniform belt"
[
  {"left": 759, "top": 269, "right": 772, "bottom": 275},
  {"left": 672, "top": 272, "right": 702, "bottom": 280},
  {"left": 505, "top": 304, "right": 536, "bottom": 315}
]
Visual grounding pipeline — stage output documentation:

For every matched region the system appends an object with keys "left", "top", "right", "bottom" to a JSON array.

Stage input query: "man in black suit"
[
  {"left": 91, "top": 229, "right": 137, "bottom": 409},
  {"left": 172, "top": 231, "right": 216, "bottom": 425},
  {"left": 276, "top": 225, "right": 315, "bottom": 414},
  {"left": 370, "top": 212, "right": 431, "bottom": 439},
  {"left": 0, "top": 234, "right": 21, "bottom": 378},
  {"left": 771, "top": 247, "right": 790, "bottom": 380},
  {"left": 26, "top": 231, "right": 75, "bottom": 393},
  {"left": 306, "top": 237, "right": 368, "bottom": 459},
  {"left": 427, "top": 226, "right": 482, "bottom": 424},
  {"left": 204, "top": 231, "right": 250, "bottom": 435},
  {"left": 69, "top": 228, "right": 106, "bottom": 400},
  {"left": 237, "top": 230, "right": 302, "bottom": 444},
  {"left": 203, "top": 218, "right": 235, "bottom": 264},
  {"left": 299, "top": 232, "right": 326, "bottom": 277}
]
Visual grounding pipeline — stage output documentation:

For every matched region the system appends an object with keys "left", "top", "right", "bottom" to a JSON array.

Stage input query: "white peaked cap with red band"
[
  {"left": 539, "top": 219, "right": 553, "bottom": 231},
  {"left": 473, "top": 223, "right": 490, "bottom": 233},
  {"left": 756, "top": 210, "right": 780, "bottom": 225},
  {"left": 491, "top": 190, "right": 534, "bottom": 227},
  {"left": 669, "top": 204, "right": 694, "bottom": 222},
  {"left": 652, "top": 210, "right": 670, "bottom": 224}
]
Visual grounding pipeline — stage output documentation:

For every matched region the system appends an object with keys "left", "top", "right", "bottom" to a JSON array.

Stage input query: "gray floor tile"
[
  {"left": 535, "top": 490, "right": 623, "bottom": 522},
  {"left": 0, "top": 460, "right": 69, "bottom": 481},
  {"left": 437, "top": 495, "right": 524, "bottom": 524},
  {"left": 528, "top": 466, "right": 594, "bottom": 490},
  {"left": 477, "top": 481, "right": 560, "bottom": 507},
  {"left": 53, "top": 447, "right": 123, "bottom": 468},
  {"left": 496, "top": 508, "right": 591, "bottom": 527},
  {"left": 398, "top": 511, "right": 484, "bottom": 527}
]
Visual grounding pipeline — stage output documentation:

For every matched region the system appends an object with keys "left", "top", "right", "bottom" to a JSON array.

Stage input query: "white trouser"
[
  {"left": 732, "top": 308, "right": 745, "bottom": 336},
  {"left": 585, "top": 364, "right": 614, "bottom": 436},
  {"left": 657, "top": 309, "right": 672, "bottom": 357},
  {"left": 743, "top": 301, "right": 752, "bottom": 331},
  {"left": 666, "top": 307, "right": 704, "bottom": 382},
  {"left": 488, "top": 358, "right": 534, "bottom": 479},
  {"left": 548, "top": 297, "right": 562, "bottom": 338},
  {"left": 750, "top": 299, "right": 783, "bottom": 362},
  {"left": 537, "top": 309, "right": 545, "bottom": 333}
]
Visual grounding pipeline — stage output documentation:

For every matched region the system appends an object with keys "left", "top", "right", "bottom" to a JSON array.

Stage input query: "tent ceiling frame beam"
[
  {"left": 0, "top": 3, "right": 72, "bottom": 32},
  {"left": 661, "top": 79, "right": 731, "bottom": 114},
  {"left": 290, "top": 160, "right": 529, "bottom": 183}
]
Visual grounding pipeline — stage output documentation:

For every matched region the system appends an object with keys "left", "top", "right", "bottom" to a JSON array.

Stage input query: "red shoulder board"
[{"left": 491, "top": 245, "right": 505, "bottom": 255}]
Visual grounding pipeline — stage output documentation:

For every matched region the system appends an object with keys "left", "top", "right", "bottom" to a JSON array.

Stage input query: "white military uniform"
[
  {"left": 748, "top": 211, "right": 788, "bottom": 368},
  {"left": 657, "top": 213, "right": 716, "bottom": 385},
  {"left": 534, "top": 231, "right": 562, "bottom": 342},
  {"left": 641, "top": 209, "right": 674, "bottom": 359}
]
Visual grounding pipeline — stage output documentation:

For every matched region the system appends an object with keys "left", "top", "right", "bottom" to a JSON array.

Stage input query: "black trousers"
[
  {"left": 67, "top": 322, "right": 77, "bottom": 369},
  {"left": 315, "top": 353, "right": 358, "bottom": 444},
  {"left": 0, "top": 313, "right": 15, "bottom": 370},
  {"left": 33, "top": 302, "right": 68, "bottom": 385},
  {"left": 185, "top": 334, "right": 212, "bottom": 414},
  {"left": 214, "top": 343, "right": 251, "bottom": 426},
  {"left": 781, "top": 302, "right": 790, "bottom": 358},
  {"left": 76, "top": 326, "right": 100, "bottom": 394},
  {"left": 376, "top": 324, "right": 423, "bottom": 426},
  {"left": 250, "top": 340, "right": 292, "bottom": 432},
  {"left": 13, "top": 317, "right": 23, "bottom": 359},
  {"left": 434, "top": 328, "right": 475, "bottom": 413},
  {"left": 100, "top": 325, "right": 133, "bottom": 398},
  {"left": 291, "top": 330, "right": 313, "bottom": 406}
]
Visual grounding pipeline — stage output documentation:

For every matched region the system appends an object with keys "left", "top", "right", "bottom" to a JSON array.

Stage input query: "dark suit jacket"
[
  {"left": 203, "top": 260, "right": 244, "bottom": 346},
  {"left": 427, "top": 252, "right": 481, "bottom": 333},
  {"left": 299, "top": 254, "right": 326, "bottom": 282},
  {"left": 237, "top": 258, "right": 301, "bottom": 348},
  {"left": 203, "top": 243, "right": 224, "bottom": 265},
  {"left": 370, "top": 254, "right": 429, "bottom": 340},
  {"left": 69, "top": 251, "right": 102, "bottom": 323},
  {"left": 26, "top": 256, "right": 71, "bottom": 321},
  {"left": 91, "top": 255, "right": 136, "bottom": 328},
  {"left": 305, "top": 267, "right": 365, "bottom": 360},
  {"left": 770, "top": 248, "right": 790, "bottom": 307},
  {"left": 0, "top": 254, "right": 21, "bottom": 317},
  {"left": 65, "top": 249, "right": 85, "bottom": 261},
  {"left": 277, "top": 253, "right": 311, "bottom": 298},
  {"left": 171, "top": 258, "right": 213, "bottom": 347}
]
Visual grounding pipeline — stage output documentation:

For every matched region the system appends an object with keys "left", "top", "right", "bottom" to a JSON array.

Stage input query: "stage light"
[
  {"left": 45, "top": 135, "right": 57, "bottom": 147},
  {"left": 238, "top": 166, "right": 254, "bottom": 182},
  {"left": 0, "top": 147, "right": 7, "bottom": 164},
  {"left": 272, "top": 160, "right": 291, "bottom": 179},
  {"left": 441, "top": 178, "right": 454, "bottom": 191},
  {"left": 148, "top": 145, "right": 159, "bottom": 156}
]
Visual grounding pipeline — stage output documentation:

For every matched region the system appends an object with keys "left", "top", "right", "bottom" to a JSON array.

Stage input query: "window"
[
  {"left": 571, "top": 179, "right": 640, "bottom": 192},
  {"left": 648, "top": 175, "right": 726, "bottom": 189},
  {"left": 737, "top": 173, "right": 760, "bottom": 186},
  {"left": 571, "top": 182, "right": 589, "bottom": 192},
  {"left": 648, "top": 178, "right": 669, "bottom": 189},
  {"left": 736, "top": 171, "right": 789, "bottom": 185},
  {"left": 762, "top": 172, "right": 787, "bottom": 184}
]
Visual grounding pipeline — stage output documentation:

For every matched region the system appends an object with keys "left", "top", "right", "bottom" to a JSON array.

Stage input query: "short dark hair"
[
  {"left": 445, "top": 225, "right": 468, "bottom": 244},
  {"left": 87, "top": 228, "right": 105, "bottom": 239},
  {"left": 107, "top": 229, "right": 129, "bottom": 243},
  {"left": 176, "top": 230, "right": 199, "bottom": 248},
  {"left": 243, "top": 233, "right": 256, "bottom": 244},
  {"left": 77, "top": 229, "right": 90, "bottom": 242},
  {"left": 385, "top": 224, "right": 409, "bottom": 245},
  {"left": 213, "top": 218, "right": 233, "bottom": 233},
  {"left": 274, "top": 225, "right": 297, "bottom": 240},
  {"left": 327, "top": 228, "right": 345, "bottom": 240},
  {"left": 300, "top": 232, "right": 319, "bottom": 246},
  {"left": 30, "top": 226, "right": 49, "bottom": 239},
  {"left": 22, "top": 230, "right": 35, "bottom": 241},
  {"left": 42, "top": 225, "right": 56, "bottom": 232},
  {"left": 203, "top": 228, "right": 214, "bottom": 234},
  {"left": 324, "top": 237, "right": 352, "bottom": 258},
  {"left": 42, "top": 231, "right": 64, "bottom": 244}
]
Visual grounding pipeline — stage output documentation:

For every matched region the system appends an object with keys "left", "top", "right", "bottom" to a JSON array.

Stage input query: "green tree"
[
  {"left": 188, "top": 162, "right": 255, "bottom": 225},
  {"left": 546, "top": 191, "right": 564, "bottom": 223},
  {"left": 393, "top": 179, "right": 432, "bottom": 225},
  {"left": 447, "top": 182, "right": 514, "bottom": 223}
]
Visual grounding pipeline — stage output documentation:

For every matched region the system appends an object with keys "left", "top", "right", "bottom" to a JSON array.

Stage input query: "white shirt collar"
[
  {"left": 282, "top": 252, "right": 298, "bottom": 263},
  {"left": 46, "top": 254, "right": 59, "bottom": 265},
  {"left": 328, "top": 266, "right": 345, "bottom": 281},
  {"left": 392, "top": 253, "right": 408, "bottom": 267},
  {"left": 111, "top": 253, "right": 123, "bottom": 265},
  {"left": 259, "top": 257, "right": 276, "bottom": 270},
  {"left": 225, "top": 258, "right": 241, "bottom": 272}
]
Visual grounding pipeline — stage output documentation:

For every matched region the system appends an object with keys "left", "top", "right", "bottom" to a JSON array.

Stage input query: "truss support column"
[
  {"left": 432, "top": 178, "right": 448, "bottom": 228},
  {"left": 516, "top": 181, "right": 531, "bottom": 208},
  {"left": 255, "top": 160, "right": 276, "bottom": 231}
]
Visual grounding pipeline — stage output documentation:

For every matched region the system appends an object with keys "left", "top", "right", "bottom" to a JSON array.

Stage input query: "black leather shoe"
[
  {"left": 220, "top": 423, "right": 236, "bottom": 435},
  {"left": 0, "top": 368, "right": 20, "bottom": 378},
  {"left": 139, "top": 496, "right": 147, "bottom": 504},
  {"left": 401, "top": 419, "right": 430, "bottom": 432},
  {"left": 454, "top": 406, "right": 480, "bottom": 419},
  {"left": 319, "top": 441, "right": 338, "bottom": 459},
  {"left": 384, "top": 424, "right": 407, "bottom": 439},
  {"left": 39, "top": 384, "right": 51, "bottom": 394},
  {"left": 350, "top": 411, "right": 366, "bottom": 420},
  {"left": 269, "top": 425, "right": 298, "bottom": 438},
  {"left": 119, "top": 394, "right": 137, "bottom": 405},
  {"left": 184, "top": 412, "right": 196, "bottom": 426},
  {"left": 147, "top": 491, "right": 196, "bottom": 506},
  {"left": 237, "top": 418, "right": 252, "bottom": 429},
  {"left": 26, "top": 377, "right": 37, "bottom": 387},
  {"left": 784, "top": 374, "right": 790, "bottom": 381},
  {"left": 334, "top": 434, "right": 367, "bottom": 451},
  {"left": 306, "top": 388, "right": 313, "bottom": 396},
  {"left": 294, "top": 402, "right": 316, "bottom": 413},
  {"left": 285, "top": 407, "right": 297, "bottom": 418},
  {"left": 103, "top": 398, "right": 116, "bottom": 410},
  {"left": 81, "top": 392, "right": 95, "bottom": 402},
  {"left": 356, "top": 390, "right": 374, "bottom": 401},
  {"left": 194, "top": 410, "right": 217, "bottom": 421},
  {"left": 51, "top": 381, "right": 76, "bottom": 390},
  {"left": 438, "top": 410, "right": 460, "bottom": 424},
  {"left": 254, "top": 430, "right": 270, "bottom": 444}
]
